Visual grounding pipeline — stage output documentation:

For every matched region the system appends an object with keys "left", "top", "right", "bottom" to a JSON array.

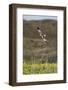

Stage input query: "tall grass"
[{"left": 23, "top": 63, "right": 57, "bottom": 75}]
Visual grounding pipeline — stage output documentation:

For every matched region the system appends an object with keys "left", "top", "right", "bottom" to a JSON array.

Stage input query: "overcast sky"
[{"left": 23, "top": 15, "right": 57, "bottom": 21}]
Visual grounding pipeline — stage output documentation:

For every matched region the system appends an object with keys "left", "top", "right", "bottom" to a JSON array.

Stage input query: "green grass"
[{"left": 23, "top": 63, "right": 57, "bottom": 75}]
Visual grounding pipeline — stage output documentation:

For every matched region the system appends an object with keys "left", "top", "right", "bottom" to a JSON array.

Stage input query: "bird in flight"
[{"left": 37, "top": 27, "right": 47, "bottom": 42}]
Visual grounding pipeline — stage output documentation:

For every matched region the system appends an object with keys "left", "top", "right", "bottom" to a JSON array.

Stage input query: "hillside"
[
  {"left": 23, "top": 19, "right": 57, "bottom": 39},
  {"left": 23, "top": 19, "right": 57, "bottom": 64}
]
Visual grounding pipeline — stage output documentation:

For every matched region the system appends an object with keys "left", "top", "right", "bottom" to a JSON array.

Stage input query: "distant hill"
[
  {"left": 23, "top": 19, "right": 57, "bottom": 38},
  {"left": 23, "top": 19, "right": 57, "bottom": 48}
]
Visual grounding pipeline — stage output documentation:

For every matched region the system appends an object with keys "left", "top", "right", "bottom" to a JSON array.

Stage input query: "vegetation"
[
  {"left": 23, "top": 63, "right": 57, "bottom": 74},
  {"left": 23, "top": 18, "right": 57, "bottom": 75}
]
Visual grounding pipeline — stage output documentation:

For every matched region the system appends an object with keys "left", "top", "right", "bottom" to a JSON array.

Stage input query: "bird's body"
[{"left": 37, "top": 28, "right": 48, "bottom": 43}]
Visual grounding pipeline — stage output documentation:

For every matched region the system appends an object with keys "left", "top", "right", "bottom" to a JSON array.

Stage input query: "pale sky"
[{"left": 23, "top": 15, "right": 57, "bottom": 21}]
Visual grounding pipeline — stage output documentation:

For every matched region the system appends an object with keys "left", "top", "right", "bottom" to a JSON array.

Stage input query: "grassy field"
[{"left": 23, "top": 63, "right": 57, "bottom": 75}]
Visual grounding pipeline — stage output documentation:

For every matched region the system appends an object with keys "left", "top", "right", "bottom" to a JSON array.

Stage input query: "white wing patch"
[{"left": 37, "top": 29, "right": 48, "bottom": 42}]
